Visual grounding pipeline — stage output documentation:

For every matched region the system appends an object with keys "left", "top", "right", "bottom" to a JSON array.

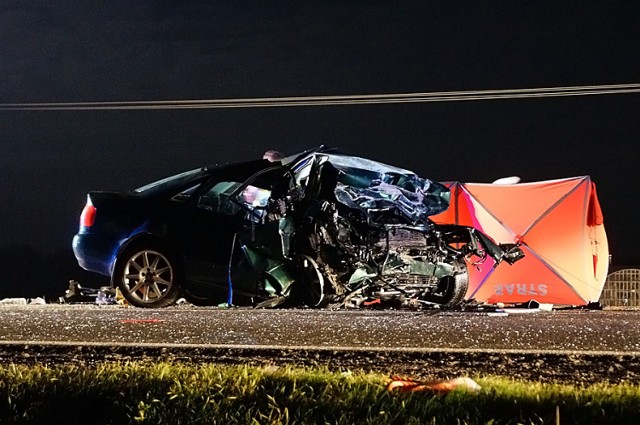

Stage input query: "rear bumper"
[{"left": 72, "top": 233, "right": 123, "bottom": 277}]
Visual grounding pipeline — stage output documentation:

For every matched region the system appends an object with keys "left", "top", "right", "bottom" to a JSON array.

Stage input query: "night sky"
[{"left": 1, "top": 1, "right": 639, "bottom": 266}]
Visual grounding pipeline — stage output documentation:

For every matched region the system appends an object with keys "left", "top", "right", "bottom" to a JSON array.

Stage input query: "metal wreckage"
[
  {"left": 232, "top": 149, "right": 524, "bottom": 310},
  {"left": 73, "top": 146, "right": 525, "bottom": 309}
]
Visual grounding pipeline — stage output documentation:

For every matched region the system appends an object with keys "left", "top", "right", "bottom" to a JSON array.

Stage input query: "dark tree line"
[{"left": 0, "top": 244, "right": 107, "bottom": 300}]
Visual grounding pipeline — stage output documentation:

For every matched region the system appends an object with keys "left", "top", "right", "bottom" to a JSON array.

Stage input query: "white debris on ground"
[
  {"left": 0, "top": 297, "right": 47, "bottom": 305},
  {"left": 1, "top": 281, "right": 591, "bottom": 314}
]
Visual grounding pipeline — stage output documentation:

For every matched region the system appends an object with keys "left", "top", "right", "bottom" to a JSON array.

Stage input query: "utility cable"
[{"left": 1, "top": 83, "right": 639, "bottom": 110}]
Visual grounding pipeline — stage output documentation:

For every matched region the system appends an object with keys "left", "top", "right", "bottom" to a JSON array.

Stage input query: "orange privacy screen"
[{"left": 431, "top": 176, "right": 609, "bottom": 306}]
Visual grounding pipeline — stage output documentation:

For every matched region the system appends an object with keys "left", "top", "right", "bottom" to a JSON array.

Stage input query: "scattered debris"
[
  {"left": 0, "top": 279, "right": 570, "bottom": 314},
  {"left": 0, "top": 297, "right": 49, "bottom": 305},
  {"left": 61, "top": 280, "right": 129, "bottom": 306},
  {"left": 63, "top": 280, "right": 100, "bottom": 303},
  {"left": 555, "top": 301, "right": 603, "bottom": 311},
  {"left": 386, "top": 376, "right": 481, "bottom": 394},
  {"left": 95, "top": 287, "right": 116, "bottom": 305},
  {"left": 500, "top": 299, "right": 554, "bottom": 314},
  {"left": 0, "top": 298, "right": 28, "bottom": 305},
  {"left": 29, "top": 297, "right": 46, "bottom": 305}
]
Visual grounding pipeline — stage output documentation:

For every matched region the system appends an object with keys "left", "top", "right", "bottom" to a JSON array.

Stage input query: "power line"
[{"left": 1, "top": 83, "right": 639, "bottom": 110}]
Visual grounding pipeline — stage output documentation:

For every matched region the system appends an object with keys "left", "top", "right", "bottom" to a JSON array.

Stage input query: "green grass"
[{"left": 0, "top": 361, "right": 639, "bottom": 424}]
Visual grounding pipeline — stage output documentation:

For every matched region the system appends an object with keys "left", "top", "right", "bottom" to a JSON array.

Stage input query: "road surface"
[{"left": 0, "top": 304, "right": 638, "bottom": 383}]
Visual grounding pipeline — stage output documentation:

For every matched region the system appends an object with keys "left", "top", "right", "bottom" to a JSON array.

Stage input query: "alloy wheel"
[{"left": 122, "top": 250, "right": 174, "bottom": 304}]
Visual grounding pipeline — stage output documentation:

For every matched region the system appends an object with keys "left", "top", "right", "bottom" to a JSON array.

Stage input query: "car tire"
[
  {"left": 424, "top": 261, "right": 469, "bottom": 307},
  {"left": 289, "top": 254, "right": 328, "bottom": 308},
  {"left": 113, "top": 243, "right": 182, "bottom": 308}
]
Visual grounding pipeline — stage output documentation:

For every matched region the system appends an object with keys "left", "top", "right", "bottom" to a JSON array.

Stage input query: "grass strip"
[{"left": 0, "top": 361, "right": 639, "bottom": 424}]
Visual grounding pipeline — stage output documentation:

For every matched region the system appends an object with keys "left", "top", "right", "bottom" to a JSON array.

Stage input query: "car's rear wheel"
[{"left": 114, "top": 244, "right": 182, "bottom": 308}]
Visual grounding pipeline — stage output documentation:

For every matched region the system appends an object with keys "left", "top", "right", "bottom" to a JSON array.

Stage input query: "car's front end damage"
[{"left": 231, "top": 150, "right": 525, "bottom": 309}]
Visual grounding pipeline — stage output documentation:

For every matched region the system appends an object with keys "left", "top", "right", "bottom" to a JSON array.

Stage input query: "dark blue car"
[{"left": 73, "top": 147, "right": 523, "bottom": 308}]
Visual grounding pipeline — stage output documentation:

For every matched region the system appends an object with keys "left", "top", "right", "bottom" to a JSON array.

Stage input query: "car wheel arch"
[{"left": 114, "top": 233, "right": 180, "bottom": 267}]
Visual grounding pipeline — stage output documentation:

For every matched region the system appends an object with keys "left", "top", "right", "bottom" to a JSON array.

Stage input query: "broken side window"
[{"left": 198, "top": 181, "right": 243, "bottom": 215}]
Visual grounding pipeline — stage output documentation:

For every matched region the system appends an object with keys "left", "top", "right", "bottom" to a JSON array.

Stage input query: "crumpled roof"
[{"left": 320, "top": 153, "right": 451, "bottom": 223}]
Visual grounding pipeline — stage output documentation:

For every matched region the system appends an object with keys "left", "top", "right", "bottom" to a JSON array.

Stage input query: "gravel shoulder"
[{"left": 1, "top": 343, "right": 638, "bottom": 385}]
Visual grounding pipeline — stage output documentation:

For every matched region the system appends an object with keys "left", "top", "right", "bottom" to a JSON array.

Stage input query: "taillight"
[{"left": 80, "top": 197, "right": 96, "bottom": 228}]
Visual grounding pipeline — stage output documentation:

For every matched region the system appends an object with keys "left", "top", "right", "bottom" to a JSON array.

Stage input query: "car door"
[
  {"left": 175, "top": 165, "right": 291, "bottom": 293},
  {"left": 173, "top": 179, "right": 247, "bottom": 289}
]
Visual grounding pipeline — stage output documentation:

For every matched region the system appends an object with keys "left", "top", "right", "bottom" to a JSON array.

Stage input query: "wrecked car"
[{"left": 72, "top": 146, "right": 523, "bottom": 309}]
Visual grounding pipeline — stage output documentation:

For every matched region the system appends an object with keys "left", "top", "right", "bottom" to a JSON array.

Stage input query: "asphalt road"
[
  {"left": 0, "top": 304, "right": 638, "bottom": 353},
  {"left": 1, "top": 305, "right": 639, "bottom": 383}
]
